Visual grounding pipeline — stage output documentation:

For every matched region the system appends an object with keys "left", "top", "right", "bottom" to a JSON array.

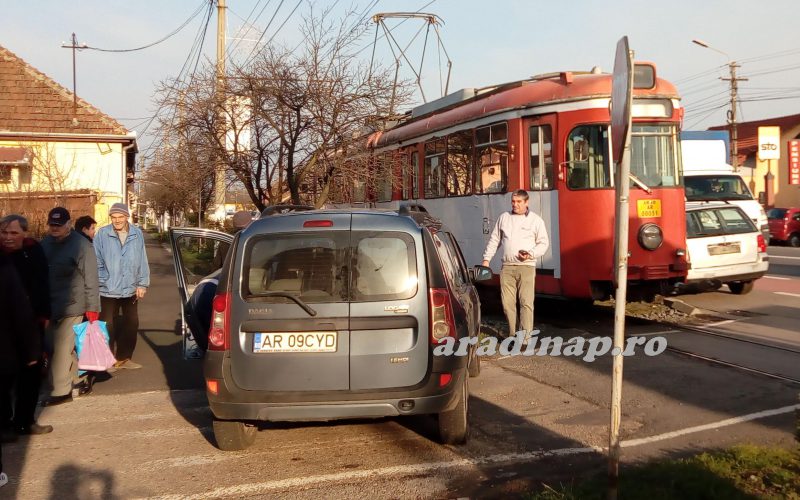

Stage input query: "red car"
[{"left": 767, "top": 207, "right": 800, "bottom": 247}]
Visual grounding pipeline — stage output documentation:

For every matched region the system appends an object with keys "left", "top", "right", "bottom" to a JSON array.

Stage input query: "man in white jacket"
[{"left": 482, "top": 190, "right": 549, "bottom": 336}]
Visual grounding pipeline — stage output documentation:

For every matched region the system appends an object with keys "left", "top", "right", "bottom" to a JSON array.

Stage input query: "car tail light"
[
  {"left": 206, "top": 379, "right": 219, "bottom": 395},
  {"left": 429, "top": 288, "right": 456, "bottom": 345},
  {"left": 303, "top": 220, "right": 333, "bottom": 227},
  {"left": 208, "top": 292, "right": 231, "bottom": 351},
  {"left": 439, "top": 373, "right": 452, "bottom": 387},
  {"left": 757, "top": 234, "right": 767, "bottom": 253}
]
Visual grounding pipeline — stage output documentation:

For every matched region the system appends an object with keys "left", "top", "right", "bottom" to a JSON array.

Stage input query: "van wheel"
[
  {"left": 468, "top": 349, "right": 481, "bottom": 378},
  {"left": 438, "top": 374, "right": 469, "bottom": 445},
  {"left": 728, "top": 281, "right": 754, "bottom": 295},
  {"left": 213, "top": 418, "right": 257, "bottom": 451},
  {"left": 789, "top": 234, "right": 800, "bottom": 248}
]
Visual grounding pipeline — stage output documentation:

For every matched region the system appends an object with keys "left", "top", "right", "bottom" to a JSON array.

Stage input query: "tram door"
[{"left": 524, "top": 115, "right": 559, "bottom": 276}]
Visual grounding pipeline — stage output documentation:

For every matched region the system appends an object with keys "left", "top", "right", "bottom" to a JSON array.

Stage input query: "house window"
[{"left": 0, "top": 166, "right": 11, "bottom": 184}]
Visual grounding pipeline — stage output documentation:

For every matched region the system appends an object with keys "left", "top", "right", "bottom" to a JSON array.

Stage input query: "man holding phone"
[{"left": 482, "top": 190, "right": 549, "bottom": 337}]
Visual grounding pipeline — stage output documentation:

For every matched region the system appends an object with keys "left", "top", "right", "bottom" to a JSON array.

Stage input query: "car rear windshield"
[
  {"left": 242, "top": 231, "right": 417, "bottom": 303},
  {"left": 685, "top": 175, "right": 753, "bottom": 201},
  {"left": 767, "top": 208, "right": 787, "bottom": 219},
  {"left": 686, "top": 207, "right": 757, "bottom": 238}
]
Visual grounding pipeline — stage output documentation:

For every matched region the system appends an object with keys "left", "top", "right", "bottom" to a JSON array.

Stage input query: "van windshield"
[
  {"left": 685, "top": 175, "right": 754, "bottom": 201},
  {"left": 242, "top": 231, "right": 417, "bottom": 303}
]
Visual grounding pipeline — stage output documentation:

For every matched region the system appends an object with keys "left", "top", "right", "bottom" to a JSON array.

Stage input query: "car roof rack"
[
  {"left": 398, "top": 202, "right": 429, "bottom": 216},
  {"left": 398, "top": 202, "right": 442, "bottom": 230}
]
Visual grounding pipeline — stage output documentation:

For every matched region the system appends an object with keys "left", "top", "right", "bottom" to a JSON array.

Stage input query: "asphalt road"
[{"left": 3, "top": 234, "right": 799, "bottom": 499}]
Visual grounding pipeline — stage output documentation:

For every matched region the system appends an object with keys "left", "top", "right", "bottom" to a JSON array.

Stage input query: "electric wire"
[{"left": 83, "top": 1, "right": 208, "bottom": 53}]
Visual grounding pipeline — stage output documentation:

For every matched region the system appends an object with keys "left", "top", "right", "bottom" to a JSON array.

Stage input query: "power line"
[{"left": 83, "top": 1, "right": 208, "bottom": 53}]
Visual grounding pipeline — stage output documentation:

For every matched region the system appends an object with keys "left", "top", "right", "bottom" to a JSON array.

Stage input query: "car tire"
[
  {"left": 728, "top": 281, "right": 754, "bottom": 295},
  {"left": 213, "top": 418, "right": 257, "bottom": 451},
  {"left": 468, "top": 349, "right": 481, "bottom": 378},
  {"left": 438, "top": 374, "right": 469, "bottom": 445},
  {"left": 789, "top": 233, "right": 800, "bottom": 248}
]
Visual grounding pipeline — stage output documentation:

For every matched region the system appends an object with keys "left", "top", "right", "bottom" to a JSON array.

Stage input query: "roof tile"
[{"left": 0, "top": 44, "right": 130, "bottom": 136}]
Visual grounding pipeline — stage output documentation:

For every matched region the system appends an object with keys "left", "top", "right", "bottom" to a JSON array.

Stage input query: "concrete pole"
[{"left": 213, "top": 0, "right": 227, "bottom": 221}]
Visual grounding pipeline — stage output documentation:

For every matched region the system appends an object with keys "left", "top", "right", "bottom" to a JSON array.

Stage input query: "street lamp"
[{"left": 691, "top": 39, "right": 747, "bottom": 169}]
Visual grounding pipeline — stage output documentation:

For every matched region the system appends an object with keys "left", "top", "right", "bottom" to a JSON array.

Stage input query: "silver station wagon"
[{"left": 170, "top": 206, "right": 488, "bottom": 450}]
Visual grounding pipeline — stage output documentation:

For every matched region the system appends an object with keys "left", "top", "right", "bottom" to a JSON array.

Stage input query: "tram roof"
[{"left": 371, "top": 66, "right": 680, "bottom": 148}]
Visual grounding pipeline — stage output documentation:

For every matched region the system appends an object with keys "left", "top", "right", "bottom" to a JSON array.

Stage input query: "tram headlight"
[{"left": 638, "top": 223, "right": 663, "bottom": 251}]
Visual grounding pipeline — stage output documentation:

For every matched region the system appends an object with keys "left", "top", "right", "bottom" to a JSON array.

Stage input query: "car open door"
[{"left": 169, "top": 228, "right": 234, "bottom": 359}]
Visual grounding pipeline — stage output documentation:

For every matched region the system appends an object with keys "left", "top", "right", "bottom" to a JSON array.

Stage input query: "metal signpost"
[{"left": 608, "top": 35, "right": 634, "bottom": 500}]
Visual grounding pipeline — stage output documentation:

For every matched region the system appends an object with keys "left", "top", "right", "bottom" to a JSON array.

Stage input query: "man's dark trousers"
[{"left": 100, "top": 296, "right": 139, "bottom": 361}]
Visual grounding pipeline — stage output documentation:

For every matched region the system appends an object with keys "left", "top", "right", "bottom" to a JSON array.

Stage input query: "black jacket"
[
  {"left": 5, "top": 237, "right": 51, "bottom": 320},
  {"left": 0, "top": 255, "right": 38, "bottom": 376}
]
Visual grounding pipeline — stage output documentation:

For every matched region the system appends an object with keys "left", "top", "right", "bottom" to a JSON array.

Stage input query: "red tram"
[{"left": 366, "top": 63, "right": 687, "bottom": 301}]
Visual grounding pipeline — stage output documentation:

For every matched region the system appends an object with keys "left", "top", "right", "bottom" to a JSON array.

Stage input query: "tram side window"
[
  {"left": 475, "top": 123, "right": 508, "bottom": 194},
  {"left": 376, "top": 152, "right": 394, "bottom": 202},
  {"left": 529, "top": 125, "right": 554, "bottom": 190},
  {"left": 447, "top": 130, "right": 473, "bottom": 197},
  {"left": 401, "top": 151, "right": 420, "bottom": 200},
  {"left": 425, "top": 139, "right": 446, "bottom": 198},
  {"left": 566, "top": 126, "right": 611, "bottom": 189}
]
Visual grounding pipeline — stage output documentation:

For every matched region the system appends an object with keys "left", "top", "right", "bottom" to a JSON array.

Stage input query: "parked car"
[
  {"left": 682, "top": 202, "right": 768, "bottom": 294},
  {"left": 170, "top": 206, "right": 488, "bottom": 450},
  {"left": 767, "top": 207, "right": 800, "bottom": 247}
]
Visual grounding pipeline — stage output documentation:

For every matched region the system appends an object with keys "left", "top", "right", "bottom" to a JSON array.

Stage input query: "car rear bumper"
[
  {"left": 685, "top": 259, "right": 768, "bottom": 283},
  {"left": 204, "top": 351, "right": 466, "bottom": 421}
]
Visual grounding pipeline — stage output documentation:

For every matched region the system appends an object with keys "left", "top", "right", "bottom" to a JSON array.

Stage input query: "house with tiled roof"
[
  {"left": 0, "top": 44, "right": 137, "bottom": 231},
  {"left": 710, "top": 113, "right": 800, "bottom": 208}
]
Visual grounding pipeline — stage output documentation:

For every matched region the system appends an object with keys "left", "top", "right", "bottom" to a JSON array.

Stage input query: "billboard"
[
  {"left": 757, "top": 126, "right": 781, "bottom": 161},
  {"left": 789, "top": 139, "right": 800, "bottom": 186}
]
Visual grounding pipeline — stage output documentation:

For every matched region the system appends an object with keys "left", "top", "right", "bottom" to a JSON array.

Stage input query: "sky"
[{"left": 3, "top": 0, "right": 799, "bottom": 162}]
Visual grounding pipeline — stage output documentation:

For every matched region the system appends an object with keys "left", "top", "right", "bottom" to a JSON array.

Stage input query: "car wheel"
[
  {"left": 438, "top": 374, "right": 469, "bottom": 445},
  {"left": 468, "top": 348, "right": 481, "bottom": 378},
  {"left": 727, "top": 281, "right": 754, "bottom": 295},
  {"left": 789, "top": 233, "right": 800, "bottom": 248},
  {"left": 212, "top": 418, "right": 258, "bottom": 451}
]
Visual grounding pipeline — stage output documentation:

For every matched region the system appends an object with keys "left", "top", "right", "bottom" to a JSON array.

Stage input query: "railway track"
[{"left": 640, "top": 319, "right": 800, "bottom": 385}]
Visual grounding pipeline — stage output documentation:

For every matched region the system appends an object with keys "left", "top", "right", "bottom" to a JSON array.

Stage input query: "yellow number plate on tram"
[{"left": 637, "top": 200, "right": 662, "bottom": 218}]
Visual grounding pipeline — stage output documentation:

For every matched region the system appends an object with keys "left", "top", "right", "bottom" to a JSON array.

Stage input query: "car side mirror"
[{"left": 471, "top": 265, "right": 493, "bottom": 282}]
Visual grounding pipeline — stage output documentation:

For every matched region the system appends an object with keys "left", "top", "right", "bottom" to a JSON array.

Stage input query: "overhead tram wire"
[
  {"left": 225, "top": 0, "right": 269, "bottom": 59},
  {"left": 141, "top": 5, "right": 213, "bottom": 161},
  {"left": 83, "top": 1, "right": 207, "bottom": 53},
  {"left": 240, "top": 0, "right": 289, "bottom": 67},
  {"left": 139, "top": 2, "right": 215, "bottom": 161}
]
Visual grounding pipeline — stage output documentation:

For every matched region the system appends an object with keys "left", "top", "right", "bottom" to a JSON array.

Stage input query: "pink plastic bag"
[{"left": 77, "top": 321, "right": 117, "bottom": 371}]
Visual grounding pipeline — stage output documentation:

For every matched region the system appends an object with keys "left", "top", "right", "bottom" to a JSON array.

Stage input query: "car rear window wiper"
[{"left": 256, "top": 292, "right": 317, "bottom": 317}]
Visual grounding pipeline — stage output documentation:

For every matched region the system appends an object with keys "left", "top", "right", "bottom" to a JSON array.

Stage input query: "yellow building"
[{"left": 0, "top": 45, "right": 137, "bottom": 232}]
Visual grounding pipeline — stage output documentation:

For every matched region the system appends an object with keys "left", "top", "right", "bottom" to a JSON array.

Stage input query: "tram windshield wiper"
[{"left": 629, "top": 173, "right": 653, "bottom": 194}]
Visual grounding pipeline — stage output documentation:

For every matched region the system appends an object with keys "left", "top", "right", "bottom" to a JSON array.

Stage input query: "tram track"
[{"left": 642, "top": 319, "right": 800, "bottom": 385}]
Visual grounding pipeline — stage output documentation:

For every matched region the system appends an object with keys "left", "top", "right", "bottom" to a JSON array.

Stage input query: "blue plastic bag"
[{"left": 73, "top": 321, "right": 116, "bottom": 371}]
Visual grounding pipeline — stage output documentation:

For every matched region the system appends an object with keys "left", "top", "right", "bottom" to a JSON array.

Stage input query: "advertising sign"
[
  {"left": 757, "top": 126, "right": 781, "bottom": 161},
  {"left": 789, "top": 139, "right": 800, "bottom": 185}
]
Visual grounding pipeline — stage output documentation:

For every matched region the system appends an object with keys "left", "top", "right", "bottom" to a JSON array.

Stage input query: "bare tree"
[{"left": 151, "top": 4, "right": 411, "bottom": 211}]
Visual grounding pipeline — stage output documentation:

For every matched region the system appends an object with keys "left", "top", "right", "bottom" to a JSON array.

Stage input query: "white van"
[{"left": 681, "top": 139, "right": 769, "bottom": 241}]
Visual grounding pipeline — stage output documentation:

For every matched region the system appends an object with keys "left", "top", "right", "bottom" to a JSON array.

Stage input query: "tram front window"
[{"left": 630, "top": 124, "right": 680, "bottom": 187}]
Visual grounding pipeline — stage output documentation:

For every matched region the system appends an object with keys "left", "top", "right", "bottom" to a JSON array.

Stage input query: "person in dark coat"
[
  {"left": 0, "top": 253, "right": 40, "bottom": 489},
  {"left": 0, "top": 215, "right": 52, "bottom": 438}
]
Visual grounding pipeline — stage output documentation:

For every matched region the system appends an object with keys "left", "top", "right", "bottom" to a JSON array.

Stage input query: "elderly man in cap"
[
  {"left": 40, "top": 207, "right": 100, "bottom": 406},
  {"left": 94, "top": 203, "right": 150, "bottom": 369}
]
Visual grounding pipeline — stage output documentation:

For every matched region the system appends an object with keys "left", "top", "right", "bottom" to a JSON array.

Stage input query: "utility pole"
[
  {"left": 722, "top": 62, "right": 748, "bottom": 170},
  {"left": 213, "top": 0, "right": 228, "bottom": 222},
  {"left": 691, "top": 39, "right": 748, "bottom": 170},
  {"left": 61, "top": 33, "right": 87, "bottom": 112}
]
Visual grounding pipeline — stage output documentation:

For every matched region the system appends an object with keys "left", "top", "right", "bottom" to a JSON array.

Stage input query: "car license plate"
[
  {"left": 707, "top": 242, "right": 741, "bottom": 255},
  {"left": 253, "top": 332, "right": 337, "bottom": 353}
]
